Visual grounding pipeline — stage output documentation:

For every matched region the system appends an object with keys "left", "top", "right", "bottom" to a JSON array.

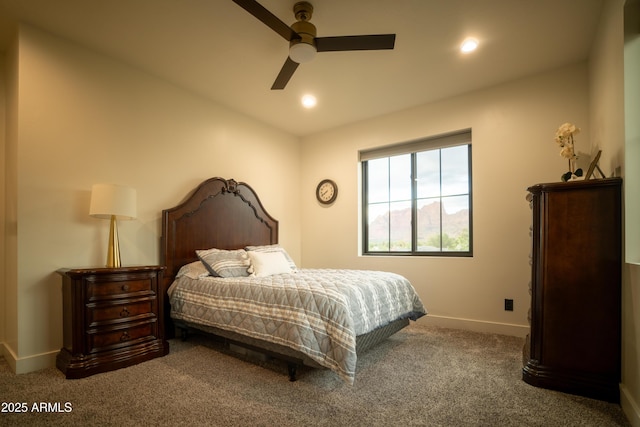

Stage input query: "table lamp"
[{"left": 89, "top": 184, "right": 137, "bottom": 268}]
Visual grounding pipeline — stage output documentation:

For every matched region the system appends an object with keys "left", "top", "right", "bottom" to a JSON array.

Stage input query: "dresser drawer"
[
  {"left": 86, "top": 298, "right": 156, "bottom": 328},
  {"left": 87, "top": 277, "right": 156, "bottom": 301},
  {"left": 87, "top": 321, "right": 157, "bottom": 353}
]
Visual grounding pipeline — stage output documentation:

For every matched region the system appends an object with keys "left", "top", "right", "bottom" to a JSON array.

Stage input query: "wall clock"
[{"left": 316, "top": 179, "right": 338, "bottom": 205}]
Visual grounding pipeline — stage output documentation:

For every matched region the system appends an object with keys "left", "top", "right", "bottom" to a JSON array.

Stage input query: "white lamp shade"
[{"left": 89, "top": 184, "right": 137, "bottom": 220}]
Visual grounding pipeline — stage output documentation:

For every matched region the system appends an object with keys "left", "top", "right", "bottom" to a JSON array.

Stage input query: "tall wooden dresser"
[
  {"left": 523, "top": 177, "right": 622, "bottom": 402},
  {"left": 56, "top": 266, "right": 169, "bottom": 379}
]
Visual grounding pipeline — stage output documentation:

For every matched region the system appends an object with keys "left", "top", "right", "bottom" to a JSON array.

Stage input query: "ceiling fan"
[{"left": 232, "top": 0, "right": 396, "bottom": 90}]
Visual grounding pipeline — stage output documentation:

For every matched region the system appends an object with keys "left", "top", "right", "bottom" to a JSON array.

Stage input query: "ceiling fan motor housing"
[
  {"left": 291, "top": 20, "right": 316, "bottom": 46},
  {"left": 289, "top": 2, "right": 317, "bottom": 63}
]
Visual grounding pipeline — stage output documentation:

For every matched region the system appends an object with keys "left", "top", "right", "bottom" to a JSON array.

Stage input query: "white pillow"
[
  {"left": 248, "top": 251, "right": 292, "bottom": 277},
  {"left": 245, "top": 244, "right": 297, "bottom": 270}
]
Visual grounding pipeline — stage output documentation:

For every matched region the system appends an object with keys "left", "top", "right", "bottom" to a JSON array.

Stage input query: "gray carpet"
[{"left": 0, "top": 323, "right": 630, "bottom": 426}]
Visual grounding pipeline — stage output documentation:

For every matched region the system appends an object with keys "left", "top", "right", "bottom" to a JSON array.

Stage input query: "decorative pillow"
[
  {"left": 245, "top": 244, "right": 297, "bottom": 270},
  {"left": 196, "top": 248, "right": 250, "bottom": 278},
  {"left": 176, "top": 260, "right": 211, "bottom": 279},
  {"left": 247, "top": 251, "right": 292, "bottom": 277}
]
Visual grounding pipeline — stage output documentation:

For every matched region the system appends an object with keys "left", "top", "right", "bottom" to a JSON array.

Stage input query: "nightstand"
[{"left": 56, "top": 265, "right": 169, "bottom": 379}]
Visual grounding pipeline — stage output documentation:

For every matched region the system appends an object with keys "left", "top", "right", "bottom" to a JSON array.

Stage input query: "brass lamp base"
[{"left": 106, "top": 215, "right": 121, "bottom": 268}]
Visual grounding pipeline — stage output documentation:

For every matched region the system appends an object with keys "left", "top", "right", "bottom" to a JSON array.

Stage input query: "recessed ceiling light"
[
  {"left": 460, "top": 38, "right": 479, "bottom": 53},
  {"left": 301, "top": 94, "right": 317, "bottom": 108}
]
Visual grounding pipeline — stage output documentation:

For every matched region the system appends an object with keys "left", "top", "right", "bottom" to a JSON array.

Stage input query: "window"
[{"left": 360, "top": 130, "right": 472, "bottom": 256}]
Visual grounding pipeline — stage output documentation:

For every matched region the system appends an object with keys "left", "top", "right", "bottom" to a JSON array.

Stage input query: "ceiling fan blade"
[
  {"left": 232, "top": 0, "right": 300, "bottom": 41},
  {"left": 271, "top": 57, "right": 300, "bottom": 90},
  {"left": 316, "top": 34, "right": 396, "bottom": 52}
]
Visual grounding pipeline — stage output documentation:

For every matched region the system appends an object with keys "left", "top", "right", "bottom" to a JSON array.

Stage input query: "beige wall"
[
  {"left": 3, "top": 35, "right": 19, "bottom": 371},
  {"left": 0, "top": 51, "right": 5, "bottom": 351},
  {"left": 301, "top": 62, "right": 589, "bottom": 336},
  {"left": 590, "top": 0, "right": 640, "bottom": 424},
  {"left": 4, "top": 25, "right": 301, "bottom": 372}
]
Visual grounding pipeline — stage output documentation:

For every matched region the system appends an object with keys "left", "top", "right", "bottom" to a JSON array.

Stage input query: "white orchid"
[
  {"left": 555, "top": 122, "right": 580, "bottom": 159},
  {"left": 555, "top": 122, "right": 580, "bottom": 141},
  {"left": 554, "top": 122, "right": 582, "bottom": 181}
]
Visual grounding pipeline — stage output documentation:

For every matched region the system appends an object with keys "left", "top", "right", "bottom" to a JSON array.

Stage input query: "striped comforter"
[{"left": 168, "top": 268, "right": 426, "bottom": 383}]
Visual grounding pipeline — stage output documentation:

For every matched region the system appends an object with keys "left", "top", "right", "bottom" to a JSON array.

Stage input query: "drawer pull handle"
[
  {"left": 120, "top": 331, "right": 130, "bottom": 341},
  {"left": 120, "top": 307, "right": 130, "bottom": 317},
  {"left": 122, "top": 284, "right": 130, "bottom": 291}
]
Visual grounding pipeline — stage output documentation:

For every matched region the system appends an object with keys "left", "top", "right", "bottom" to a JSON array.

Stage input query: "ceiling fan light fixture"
[
  {"left": 289, "top": 42, "right": 317, "bottom": 63},
  {"left": 289, "top": 10, "right": 317, "bottom": 64}
]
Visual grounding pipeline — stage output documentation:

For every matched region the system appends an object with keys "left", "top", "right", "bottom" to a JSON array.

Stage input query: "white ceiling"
[{"left": 0, "top": 0, "right": 604, "bottom": 137}]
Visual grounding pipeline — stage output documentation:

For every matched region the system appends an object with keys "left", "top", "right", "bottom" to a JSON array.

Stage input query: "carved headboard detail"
[{"left": 161, "top": 177, "right": 278, "bottom": 291}]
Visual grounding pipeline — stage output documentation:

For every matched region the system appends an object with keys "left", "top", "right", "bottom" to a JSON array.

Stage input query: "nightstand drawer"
[
  {"left": 87, "top": 298, "right": 156, "bottom": 327},
  {"left": 88, "top": 321, "right": 157, "bottom": 353},
  {"left": 87, "top": 278, "right": 155, "bottom": 301}
]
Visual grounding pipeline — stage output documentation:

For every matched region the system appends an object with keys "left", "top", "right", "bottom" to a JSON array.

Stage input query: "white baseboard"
[
  {"left": 421, "top": 314, "right": 529, "bottom": 337},
  {"left": 1, "top": 342, "right": 57, "bottom": 374},
  {"left": 1, "top": 341, "right": 18, "bottom": 372},
  {"left": 621, "top": 384, "right": 640, "bottom": 427}
]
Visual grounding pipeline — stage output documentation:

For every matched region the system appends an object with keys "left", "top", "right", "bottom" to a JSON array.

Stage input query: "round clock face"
[{"left": 316, "top": 179, "right": 338, "bottom": 204}]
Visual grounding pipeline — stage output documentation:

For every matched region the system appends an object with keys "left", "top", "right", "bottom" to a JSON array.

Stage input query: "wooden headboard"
[{"left": 160, "top": 176, "right": 278, "bottom": 300}]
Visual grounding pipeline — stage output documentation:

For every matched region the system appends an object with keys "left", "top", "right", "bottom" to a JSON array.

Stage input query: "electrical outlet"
[{"left": 504, "top": 299, "right": 514, "bottom": 311}]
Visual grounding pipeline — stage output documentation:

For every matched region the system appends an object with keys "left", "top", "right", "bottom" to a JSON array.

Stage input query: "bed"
[{"left": 160, "top": 177, "right": 426, "bottom": 383}]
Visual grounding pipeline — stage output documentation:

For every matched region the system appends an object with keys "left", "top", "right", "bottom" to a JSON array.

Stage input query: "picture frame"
[{"left": 585, "top": 150, "right": 604, "bottom": 180}]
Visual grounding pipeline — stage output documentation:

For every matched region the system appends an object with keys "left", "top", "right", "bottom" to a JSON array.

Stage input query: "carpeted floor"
[{"left": 0, "top": 323, "right": 630, "bottom": 426}]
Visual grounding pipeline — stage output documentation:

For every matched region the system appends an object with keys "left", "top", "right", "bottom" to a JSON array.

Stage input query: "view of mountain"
[{"left": 368, "top": 201, "right": 469, "bottom": 249}]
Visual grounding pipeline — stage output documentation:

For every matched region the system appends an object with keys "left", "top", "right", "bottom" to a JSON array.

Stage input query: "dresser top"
[
  {"left": 57, "top": 265, "right": 166, "bottom": 277},
  {"left": 527, "top": 177, "right": 622, "bottom": 194}
]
